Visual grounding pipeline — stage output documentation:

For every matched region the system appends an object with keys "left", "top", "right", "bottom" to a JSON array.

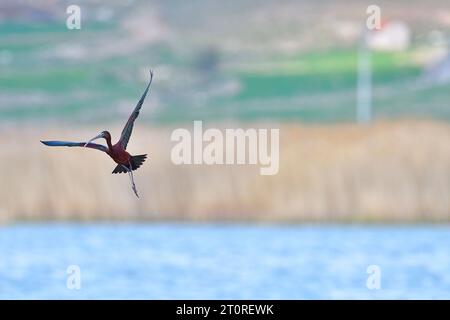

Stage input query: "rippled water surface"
[{"left": 0, "top": 224, "right": 449, "bottom": 299}]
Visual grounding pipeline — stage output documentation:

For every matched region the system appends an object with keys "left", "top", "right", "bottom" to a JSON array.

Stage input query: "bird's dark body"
[
  {"left": 106, "top": 139, "right": 147, "bottom": 174},
  {"left": 105, "top": 139, "right": 142, "bottom": 173}
]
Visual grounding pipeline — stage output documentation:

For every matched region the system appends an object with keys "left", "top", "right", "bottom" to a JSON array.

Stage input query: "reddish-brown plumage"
[
  {"left": 102, "top": 131, "right": 132, "bottom": 165},
  {"left": 110, "top": 144, "right": 132, "bottom": 165}
]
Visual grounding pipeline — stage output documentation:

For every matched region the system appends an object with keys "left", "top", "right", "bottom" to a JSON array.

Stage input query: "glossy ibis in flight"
[{"left": 41, "top": 70, "right": 154, "bottom": 197}]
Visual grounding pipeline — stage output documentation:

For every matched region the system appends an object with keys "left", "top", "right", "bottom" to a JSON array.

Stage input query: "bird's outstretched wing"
[
  {"left": 119, "top": 70, "right": 154, "bottom": 150},
  {"left": 40, "top": 140, "right": 108, "bottom": 153}
]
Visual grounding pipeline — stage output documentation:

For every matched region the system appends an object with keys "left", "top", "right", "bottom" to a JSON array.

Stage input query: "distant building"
[
  {"left": 0, "top": 1, "right": 59, "bottom": 21},
  {"left": 367, "top": 21, "right": 411, "bottom": 51}
]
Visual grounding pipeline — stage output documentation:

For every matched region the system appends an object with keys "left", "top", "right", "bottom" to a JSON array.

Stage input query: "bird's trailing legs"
[{"left": 122, "top": 162, "right": 139, "bottom": 198}]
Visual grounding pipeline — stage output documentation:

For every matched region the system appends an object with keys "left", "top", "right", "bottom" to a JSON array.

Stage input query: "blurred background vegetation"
[
  {"left": 1, "top": 0, "right": 449, "bottom": 123},
  {"left": 0, "top": 0, "right": 449, "bottom": 223}
]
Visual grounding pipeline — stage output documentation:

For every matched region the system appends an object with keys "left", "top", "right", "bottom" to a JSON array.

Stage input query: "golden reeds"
[{"left": 0, "top": 120, "right": 449, "bottom": 223}]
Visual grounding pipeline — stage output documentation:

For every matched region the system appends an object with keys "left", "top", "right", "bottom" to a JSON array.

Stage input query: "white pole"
[{"left": 357, "top": 32, "right": 372, "bottom": 124}]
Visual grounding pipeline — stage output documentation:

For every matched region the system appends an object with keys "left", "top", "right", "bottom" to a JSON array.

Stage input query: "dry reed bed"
[{"left": 0, "top": 120, "right": 449, "bottom": 223}]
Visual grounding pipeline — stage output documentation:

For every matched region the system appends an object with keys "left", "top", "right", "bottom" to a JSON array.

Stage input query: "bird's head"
[{"left": 84, "top": 131, "right": 111, "bottom": 147}]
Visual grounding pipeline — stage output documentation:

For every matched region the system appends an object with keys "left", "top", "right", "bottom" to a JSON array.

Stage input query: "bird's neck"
[{"left": 105, "top": 136, "right": 113, "bottom": 150}]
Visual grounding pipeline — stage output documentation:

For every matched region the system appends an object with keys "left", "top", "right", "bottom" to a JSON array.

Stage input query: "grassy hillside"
[{"left": 0, "top": 0, "right": 449, "bottom": 123}]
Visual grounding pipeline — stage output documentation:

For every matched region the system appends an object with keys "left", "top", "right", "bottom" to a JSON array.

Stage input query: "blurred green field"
[{"left": 0, "top": 19, "right": 448, "bottom": 123}]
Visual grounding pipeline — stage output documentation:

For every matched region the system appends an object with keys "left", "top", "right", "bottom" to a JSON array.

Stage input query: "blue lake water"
[{"left": 0, "top": 224, "right": 449, "bottom": 299}]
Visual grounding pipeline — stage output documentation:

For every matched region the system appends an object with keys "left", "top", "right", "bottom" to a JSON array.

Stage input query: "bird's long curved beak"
[{"left": 84, "top": 133, "right": 103, "bottom": 147}]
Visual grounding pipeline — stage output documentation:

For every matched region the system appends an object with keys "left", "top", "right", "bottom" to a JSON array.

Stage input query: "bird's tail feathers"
[{"left": 112, "top": 154, "right": 147, "bottom": 174}]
